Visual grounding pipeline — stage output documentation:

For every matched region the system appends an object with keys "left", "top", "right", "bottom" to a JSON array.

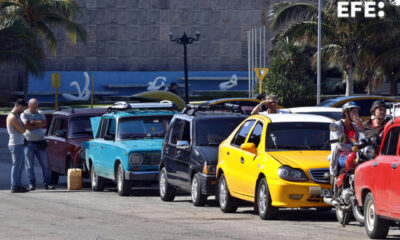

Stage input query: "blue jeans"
[
  {"left": 338, "top": 155, "right": 347, "bottom": 169},
  {"left": 25, "top": 141, "right": 51, "bottom": 187},
  {"left": 9, "top": 144, "right": 26, "bottom": 190}
]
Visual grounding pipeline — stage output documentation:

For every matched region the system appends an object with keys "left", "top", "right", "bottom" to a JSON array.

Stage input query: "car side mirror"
[
  {"left": 240, "top": 143, "right": 257, "bottom": 155},
  {"left": 177, "top": 140, "right": 190, "bottom": 149},
  {"left": 55, "top": 129, "right": 66, "bottom": 138},
  {"left": 104, "top": 135, "right": 114, "bottom": 141}
]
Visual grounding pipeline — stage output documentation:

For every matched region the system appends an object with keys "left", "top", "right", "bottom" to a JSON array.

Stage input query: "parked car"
[
  {"left": 82, "top": 101, "right": 178, "bottom": 196},
  {"left": 317, "top": 96, "right": 399, "bottom": 120},
  {"left": 45, "top": 107, "right": 107, "bottom": 184},
  {"left": 216, "top": 113, "right": 333, "bottom": 219},
  {"left": 198, "top": 98, "right": 284, "bottom": 114},
  {"left": 355, "top": 116, "right": 400, "bottom": 239},
  {"left": 159, "top": 105, "right": 247, "bottom": 206},
  {"left": 287, "top": 106, "right": 342, "bottom": 120}
]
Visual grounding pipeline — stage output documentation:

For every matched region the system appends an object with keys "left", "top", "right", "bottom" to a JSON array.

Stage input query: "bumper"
[
  {"left": 125, "top": 171, "right": 159, "bottom": 182},
  {"left": 268, "top": 178, "right": 331, "bottom": 208},
  {"left": 199, "top": 173, "right": 217, "bottom": 196}
]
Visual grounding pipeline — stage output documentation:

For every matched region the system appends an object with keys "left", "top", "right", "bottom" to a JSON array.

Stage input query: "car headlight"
[
  {"left": 129, "top": 153, "right": 143, "bottom": 166},
  {"left": 361, "top": 146, "right": 375, "bottom": 160},
  {"left": 278, "top": 166, "right": 308, "bottom": 182}
]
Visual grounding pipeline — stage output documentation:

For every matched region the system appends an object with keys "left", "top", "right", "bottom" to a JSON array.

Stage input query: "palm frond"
[{"left": 269, "top": 2, "right": 318, "bottom": 31}]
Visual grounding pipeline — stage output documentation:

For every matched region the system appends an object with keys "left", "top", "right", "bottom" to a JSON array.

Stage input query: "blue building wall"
[{"left": 28, "top": 71, "right": 249, "bottom": 102}]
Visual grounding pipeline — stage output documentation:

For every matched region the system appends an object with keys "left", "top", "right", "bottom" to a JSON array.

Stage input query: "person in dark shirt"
[
  {"left": 168, "top": 82, "right": 179, "bottom": 95},
  {"left": 359, "top": 100, "right": 389, "bottom": 141}
]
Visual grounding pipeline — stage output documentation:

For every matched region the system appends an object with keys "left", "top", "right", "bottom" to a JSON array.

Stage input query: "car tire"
[
  {"left": 50, "top": 171, "right": 59, "bottom": 185},
  {"left": 364, "top": 192, "right": 389, "bottom": 239},
  {"left": 336, "top": 205, "right": 351, "bottom": 226},
  {"left": 159, "top": 167, "right": 176, "bottom": 201},
  {"left": 191, "top": 173, "right": 207, "bottom": 206},
  {"left": 90, "top": 165, "right": 104, "bottom": 191},
  {"left": 116, "top": 163, "right": 131, "bottom": 196},
  {"left": 256, "top": 178, "right": 278, "bottom": 220},
  {"left": 218, "top": 173, "right": 237, "bottom": 213}
]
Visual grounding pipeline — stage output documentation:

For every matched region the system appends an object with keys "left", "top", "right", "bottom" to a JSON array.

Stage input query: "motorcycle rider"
[
  {"left": 328, "top": 102, "right": 362, "bottom": 183},
  {"left": 358, "top": 100, "right": 389, "bottom": 143}
]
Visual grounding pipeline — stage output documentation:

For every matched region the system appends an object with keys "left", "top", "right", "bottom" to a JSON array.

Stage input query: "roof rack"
[
  {"left": 57, "top": 106, "right": 75, "bottom": 113},
  {"left": 106, "top": 101, "right": 178, "bottom": 113},
  {"left": 182, "top": 103, "right": 246, "bottom": 116}
]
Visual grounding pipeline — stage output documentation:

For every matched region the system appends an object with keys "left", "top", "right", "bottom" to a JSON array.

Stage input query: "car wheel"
[
  {"left": 116, "top": 163, "right": 131, "bottom": 196},
  {"left": 336, "top": 205, "right": 351, "bottom": 226},
  {"left": 364, "top": 192, "right": 389, "bottom": 239},
  {"left": 256, "top": 178, "right": 278, "bottom": 220},
  {"left": 50, "top": 171, "right": 59, "bottom": 185},
  {"left": 218, "top": 173, "right": 237, "bottom": 213},
  {"left": 191, "top": 173, "right": 207, "bottom": 206},
  {"left": 90, "top": 165, "right": 104, "bottom": 191},
  {"left": 159, "top": 167, "right": 176, "bottom": 201}
]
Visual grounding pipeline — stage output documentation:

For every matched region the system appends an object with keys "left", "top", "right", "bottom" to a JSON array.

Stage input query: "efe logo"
[{"left": 337, "top": 1, "right": 385, "bottom": 18}]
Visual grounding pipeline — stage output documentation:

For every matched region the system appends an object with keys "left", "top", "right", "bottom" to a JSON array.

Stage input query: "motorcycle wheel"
[
  {"left": 336, "top": 206, "right": 351, "bottom": 227},
  {"left": 352, "top": 201, "right": 365, "bottom": 225}
]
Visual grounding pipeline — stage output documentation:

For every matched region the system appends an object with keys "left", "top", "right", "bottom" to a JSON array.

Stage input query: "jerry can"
[{"left": 67, "top": 168, "right": 82, "bottom": 190}]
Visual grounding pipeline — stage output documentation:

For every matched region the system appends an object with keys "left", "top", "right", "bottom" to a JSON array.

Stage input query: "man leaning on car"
[
  {"left": 251, "top": 94, "right": 288, "bottom": 115},
  {"left": 21, "top": 98, "right": 55, "bottom": 191}
]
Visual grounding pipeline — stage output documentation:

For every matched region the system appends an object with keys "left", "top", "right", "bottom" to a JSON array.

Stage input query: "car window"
[
  {"left": 169, "top": 119, "right": 191, "bottom": 145},
  {"left": 107, "top": 118, "right": 116, "bottom": 138},
  {"left": 51, "top": 116, "right": 67, "bottom": 137},
  {"left": 97, "top": 118, "right": 109, "bottom": 139},
  {"left": 247, "top": 122, "right": 263, "bottom": 148},
  {"left": 381, "top": 127, "right": 400, "bottom": 155},
  {"left": 47, "top": 116, "right": 56, "bottom": 136},
  {"left": 266, "top": 122, "right": 330, "bottom": 151},
  {"left": 195, "top": 117, "right": 245, "bottom": 146},
  {"left": 118, "top": 116, "right": 172, "bottom": 140},
  {"left": 68, "top": 116, "right": 93, "bottom": 138},
  {"left": 231, "top": 120, "right": 256, "bottom": 147}
]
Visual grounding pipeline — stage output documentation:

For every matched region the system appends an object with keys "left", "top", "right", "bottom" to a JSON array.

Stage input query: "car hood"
[
  {"left": 195, "top": 146, "right": 219, "bottom": 165},
  {"left": 117, "top": 138, "right": 164, "bottom": 152},
  {"left": 267, "top": 151, "right": 330, "bottom": 170},
  {"left": 90, "top": 116, "right": 102, "bottom": 139}
]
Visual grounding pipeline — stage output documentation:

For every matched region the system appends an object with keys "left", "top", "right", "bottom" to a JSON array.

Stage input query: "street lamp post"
[{"left": 169, "top": 31, "right": 200, "bottom": 104}]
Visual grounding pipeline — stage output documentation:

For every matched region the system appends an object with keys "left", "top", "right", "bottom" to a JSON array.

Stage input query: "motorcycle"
[{"left": 322, "top": 137, "right": 377, "bottom": 226}]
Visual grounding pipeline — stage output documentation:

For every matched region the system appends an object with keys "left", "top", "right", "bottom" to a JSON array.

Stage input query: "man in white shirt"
[{"left": 251, "top": 94, "right": 288, "bottom": 115}]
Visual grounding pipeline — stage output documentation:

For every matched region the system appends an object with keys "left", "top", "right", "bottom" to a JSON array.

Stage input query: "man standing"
[
  {"left": 21, "top": 98, "right": 55, "bottom": 190},
  {"left": 251, "top": 94, "right": 288, "bottom": 115},
  {"left": 6, "top": 99, "right": 28, "bottom": 193}
]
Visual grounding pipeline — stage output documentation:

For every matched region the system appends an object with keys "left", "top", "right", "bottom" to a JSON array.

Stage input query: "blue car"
[{"left": 82, "top": 101, "right": 178, "bottom": 196}]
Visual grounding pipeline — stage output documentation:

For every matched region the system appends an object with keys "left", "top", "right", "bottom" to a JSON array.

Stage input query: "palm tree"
[
  {"left": 0, "top": 0, "right": 87, "bottom": 99},
  {"left": 269, "top": 0, "right": 400, "bottom": 96},
  {"left": 0, "top": 13, "right": 43, "bottom": 75}
]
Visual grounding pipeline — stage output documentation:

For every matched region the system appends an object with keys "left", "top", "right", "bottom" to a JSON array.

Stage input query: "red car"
[
  {"left": 355, "top": 117, "right": 400, "bottom": 239},
  {"left": 45, "top": 107, "right": 106, "bottom": 184}
]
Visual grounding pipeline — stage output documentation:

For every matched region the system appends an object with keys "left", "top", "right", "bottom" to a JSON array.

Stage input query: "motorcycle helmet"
[
  {"left": 342, "top": 101, "right": 360, "bottom": 111},
  {"left": 370, "top": 100, "right": 387, "bottom": 114}
]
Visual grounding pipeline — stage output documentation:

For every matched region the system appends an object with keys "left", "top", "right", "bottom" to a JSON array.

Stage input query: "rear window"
[{"left": 195, "top": 117, "right": 245, "bottom": 146}]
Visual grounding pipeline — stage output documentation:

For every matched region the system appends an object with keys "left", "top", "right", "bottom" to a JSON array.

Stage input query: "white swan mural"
[
  {"left": 219, "top": 74, "right": 238, "bottom": 90},
  {"left": 62, "top": 72, "right": 91, "bottom": 101},
  {"left": 147, "top": 76, "right": 168, "bottom": 91}
]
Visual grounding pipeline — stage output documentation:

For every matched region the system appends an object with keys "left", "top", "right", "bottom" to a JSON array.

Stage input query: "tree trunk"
[
  {"left": 389, "top": 73, "right": 398, "bottom": 96},
  {"left": 24, "top": 66, "right": 29, "bottom": 100},
  {"left": 345, "top": 66, "right": 354, "bottom": 96}
]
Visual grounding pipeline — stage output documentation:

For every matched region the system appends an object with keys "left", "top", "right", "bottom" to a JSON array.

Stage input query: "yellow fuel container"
[{"left": 67, "top": 168, "right": 82, "bottom": 190}]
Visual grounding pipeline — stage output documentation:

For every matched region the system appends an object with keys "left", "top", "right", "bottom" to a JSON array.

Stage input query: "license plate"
[{"left": 309, "top": 186, "right": 321, "bottom": 195}]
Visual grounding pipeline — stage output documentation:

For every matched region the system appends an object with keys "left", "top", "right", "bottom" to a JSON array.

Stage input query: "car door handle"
[
  {"left": 100, "top": 146, "right": 104, "bottom": 149},
  {"left": 372, "top": 162, "right": 378, "bottom": 167},
  {"left": 240, "top": 157, "right": 244, "bottom": 164},
  {"left": 392, "top": 163, "right": 398, "bottom": 169},
  {"left": 227, "top": 151, "right": 230, "bottom": 156}
]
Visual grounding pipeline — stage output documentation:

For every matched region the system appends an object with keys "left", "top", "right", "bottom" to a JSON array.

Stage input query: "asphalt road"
[{"left": 0, "top": 147, "right": 399, "bottom": 240}]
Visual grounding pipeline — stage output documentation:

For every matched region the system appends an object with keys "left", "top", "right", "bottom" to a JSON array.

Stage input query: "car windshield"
[
  {"left": 266, "top": 122, "right": 330, "bottom": 151},
  {"left": 118, "top": 116, "right": 172, "bottom": 140},
  {"left": 68, "top": 116, "right": 93, "bottom": 138},
  {"left": 196, "top": 117, "right": 245, "bottom": 146}
]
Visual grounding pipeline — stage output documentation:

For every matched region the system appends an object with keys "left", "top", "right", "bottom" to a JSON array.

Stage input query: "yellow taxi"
[{"left": 216, "top": 113, "right": 333, "bottom": 219}]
